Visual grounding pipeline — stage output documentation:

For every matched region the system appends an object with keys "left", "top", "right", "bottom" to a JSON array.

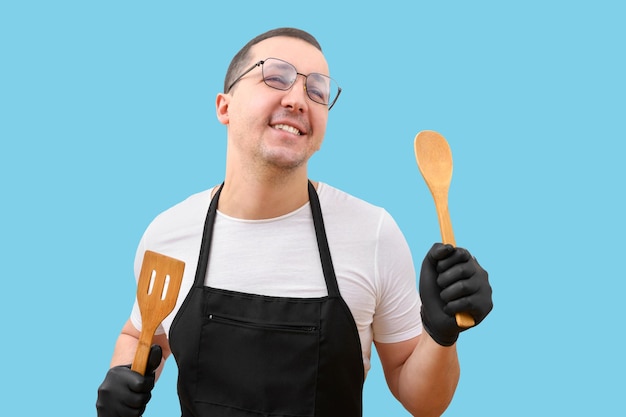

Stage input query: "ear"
[{"left": 216, "top": 93, "right": 230, "bottom": 125}]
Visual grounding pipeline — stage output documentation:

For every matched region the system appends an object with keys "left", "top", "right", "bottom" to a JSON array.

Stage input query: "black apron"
[{"left": 169, "top": 182, "right": 364, "bottom": 417}]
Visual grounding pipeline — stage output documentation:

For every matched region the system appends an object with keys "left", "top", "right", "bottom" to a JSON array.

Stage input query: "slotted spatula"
[
  {"left": 131, "top": 250, "right": 185, "bottom": 375},
  {"left": 414, "top": 130, "right": 475, "bottom": 328}
]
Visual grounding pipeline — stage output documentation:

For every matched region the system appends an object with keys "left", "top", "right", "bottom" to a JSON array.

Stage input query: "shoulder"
[
  {"left": 317, "top": 182, "right": 384, "bottom": 215},
  {"left": 140, "top": 187, "right": 216, "bottom": 243},
  {"left": 134, "top": 186, "right": 217, "bottom": 275},
  {"left": 317, "top": 182, "right": 398, "bottom": 232},
  {"left": 154, "top": 187, "right": 214, "bottom": 221}
]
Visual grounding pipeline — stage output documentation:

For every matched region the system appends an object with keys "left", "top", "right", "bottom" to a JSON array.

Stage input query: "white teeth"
[{"left": 274, "top": 124, "right": 301, "bottom": 135}]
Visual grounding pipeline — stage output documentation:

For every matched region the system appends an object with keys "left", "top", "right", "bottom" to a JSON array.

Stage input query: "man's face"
[{"left": 217, "top": 36, "right": 332, "bottom": 173}]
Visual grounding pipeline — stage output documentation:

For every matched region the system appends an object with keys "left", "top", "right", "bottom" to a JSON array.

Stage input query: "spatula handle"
[
  {"left": 434, "top": 196, "right": 475, "bottom": 328},
  {"left": 131, "top": 325, "right": 157, "bottom": 375}
]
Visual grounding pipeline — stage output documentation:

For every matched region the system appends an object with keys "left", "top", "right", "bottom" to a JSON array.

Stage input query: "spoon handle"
[
  {"left": 433, "top": 191, "right": 456, "bottom": 246},
  {"left": 433, "top": 194, "right": 475, "bottom": 328}
]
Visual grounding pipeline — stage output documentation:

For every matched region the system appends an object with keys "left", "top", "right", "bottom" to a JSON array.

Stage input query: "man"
[{"left": 96, "top": 27, "right": 493, "bottom": 417}]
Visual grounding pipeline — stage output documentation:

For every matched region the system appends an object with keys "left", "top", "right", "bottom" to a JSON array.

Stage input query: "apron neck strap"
[
  {"left": 307, "top": 181, "right": 341, "bottom": 298},
  {"left": 193, "top": 181, "right": 341, "bottom": 298},
  {"left": 193, "top": 183, "right": 223, "bottom": 288}
]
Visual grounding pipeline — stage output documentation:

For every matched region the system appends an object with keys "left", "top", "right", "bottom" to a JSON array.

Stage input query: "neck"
[{"left": 217, "top": 171, "right": 315, "bottom": 220}]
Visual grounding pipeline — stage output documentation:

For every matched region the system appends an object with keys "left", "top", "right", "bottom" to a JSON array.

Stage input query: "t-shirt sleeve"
[
  {"left": 371, "top": 211, "right": 422, "bottom": 343},
  {"left": 129, "top": 227, "right": 167, "bottom": 335}
]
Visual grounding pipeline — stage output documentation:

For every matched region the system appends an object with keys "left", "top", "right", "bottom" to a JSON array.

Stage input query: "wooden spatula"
[
  {"left": 131, "top": 250, "right": 185, "bottom": 375},
  {"left": 414, "top": 130, "right": 475, "bottom": 328}
]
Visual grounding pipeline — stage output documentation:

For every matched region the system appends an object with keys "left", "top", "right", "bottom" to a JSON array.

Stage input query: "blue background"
[{"left": 1, "top": 1, "right": 624, "bottom": 415}]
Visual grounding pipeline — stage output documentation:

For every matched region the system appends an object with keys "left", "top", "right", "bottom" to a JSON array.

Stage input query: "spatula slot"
[
  {"left": 146, "top": 270, "right": 172, "bottom": 300},
  {"left": 148, "top": 270, "right": 156, "bottom": 295},
  {"left": 161, "top": 275, "right": 171, "bottom": 300}
]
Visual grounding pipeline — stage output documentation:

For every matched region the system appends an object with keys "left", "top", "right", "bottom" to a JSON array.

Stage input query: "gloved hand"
[
  {"left": 96, "top": 344, "right": 162, "bottom": 417},
  {"left": 419, "top": 243, "right": 493, "bottom": 346}
]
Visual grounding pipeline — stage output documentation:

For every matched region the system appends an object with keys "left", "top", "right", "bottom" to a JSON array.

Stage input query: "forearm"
[
  {"left": 398, "top": 332, "right": 460, "bottom": 417},
  {"left": 110, "top": 332, "right": 140, "bottom": 367},
  {"left": 109, "top": 319, "right": 169, "bottom": 380}
]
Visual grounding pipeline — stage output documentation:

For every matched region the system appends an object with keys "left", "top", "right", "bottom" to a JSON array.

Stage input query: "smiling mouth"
[{"left": 273, "top": 124, "right": 302, "bottom": 136}]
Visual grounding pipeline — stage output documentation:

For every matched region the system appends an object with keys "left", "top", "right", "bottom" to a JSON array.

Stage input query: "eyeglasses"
[{"left": 226, "top": 57, "right": 342, "bottom": 110}]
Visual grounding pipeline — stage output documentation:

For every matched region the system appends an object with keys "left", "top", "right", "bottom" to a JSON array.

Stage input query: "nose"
[{"left": 280, "top": 75, "right": 308, "bottom": 112}]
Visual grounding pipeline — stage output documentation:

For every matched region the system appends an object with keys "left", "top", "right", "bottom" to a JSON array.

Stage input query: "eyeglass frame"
[{"left": 225, "top": 57, "right": 342, "bottom": 110}]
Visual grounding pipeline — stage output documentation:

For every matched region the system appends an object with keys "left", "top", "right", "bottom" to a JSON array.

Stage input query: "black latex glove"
[
  {"left": 96, "top": 344, "right": 162, "bottom": 417},
  {"left": 419, "top": 243, "right": 493, "bottom": 346}
]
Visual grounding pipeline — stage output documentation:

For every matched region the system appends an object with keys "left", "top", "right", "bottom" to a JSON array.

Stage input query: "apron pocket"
[{"left": 196, "top": 313, "right": 320, "bottom": 417}]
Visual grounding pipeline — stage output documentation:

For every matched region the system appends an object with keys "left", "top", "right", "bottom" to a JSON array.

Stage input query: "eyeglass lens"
[{"left": 262, "top": 59, "right": 336, "bottom": 106}]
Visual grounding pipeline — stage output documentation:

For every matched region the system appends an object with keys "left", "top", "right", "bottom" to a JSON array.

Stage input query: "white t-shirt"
[{"left": 130, "top": 182, "right": 422, "bottom": 375}]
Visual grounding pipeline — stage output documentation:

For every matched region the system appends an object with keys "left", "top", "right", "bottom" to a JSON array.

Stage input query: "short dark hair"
[{"left": 223, "top": 27, "right": 322, "bottom": 93}]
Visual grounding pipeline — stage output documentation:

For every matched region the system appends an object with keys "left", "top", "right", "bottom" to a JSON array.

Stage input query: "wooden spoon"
[
  {"left": 131, "top": 250, "right": 185, "bottom": 375},
  {"left": 414, "top": 130, "right": 475, "bottom": 328}
]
